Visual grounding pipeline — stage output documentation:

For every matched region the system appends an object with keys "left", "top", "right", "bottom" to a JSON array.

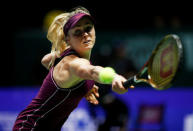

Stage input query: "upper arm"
[
  {"left": 69, "top": 57, "right": 93, "bottom": 79},
  {"left": 68, "top": 56, "right": 104, "bottom": 82}
]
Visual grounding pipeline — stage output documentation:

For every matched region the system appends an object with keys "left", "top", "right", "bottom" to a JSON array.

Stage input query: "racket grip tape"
[{"left": 123, "top": 76, "right": 135, "bottom": 89}]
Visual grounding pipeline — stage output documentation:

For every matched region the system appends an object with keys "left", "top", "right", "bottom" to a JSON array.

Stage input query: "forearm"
[
  {"left": 87, "top": 66, "right": 104, "bottom": 83},
  {"left": 81, "top": 65, "right": 128, "bottom": 94},
  {"left": 69, "top": 58, "right": 116, "bottom": 84},
  {"left": 70, "top": 59, "right": 128, "bottom": 94},
  {"left": 73, "top": 65, "right": 104, "bottom": 83}
]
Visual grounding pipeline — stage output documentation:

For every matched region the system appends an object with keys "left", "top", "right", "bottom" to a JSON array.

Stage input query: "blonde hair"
[{"left": 47, "top": 6, "right": 90, "bottom": 67}]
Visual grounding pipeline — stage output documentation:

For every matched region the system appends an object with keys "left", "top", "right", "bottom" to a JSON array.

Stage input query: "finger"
[
  {"left": 130, "top": 85, "right": 135, "bottom": 89},
  {"left": 85, "top": 91, "right": 99, "bottom": 104},
  {"left": 85, "top": 87, "right": 94, "bottom": 98},
  {"left": 85, "top": 92, "right": 91, "bottom": 99},
  {"left": 118, "top": 80, "right": 127, "bottom": 90},
  {"left": 87, "top": 93, "right": 93, "bottom": 100},
  {"left": 90, "top": 94, "right": 99, "bottom": 104},
  {"left": 112, "top": 81, "right": 119, "bottom": 92},
  {"left": 112, "top": 80, "right": 116, "bottom": 88},
  {"left": 93, "top": 85, "right": 99, "bottom": 89},
  {"left": 115, "top": 81, "right": 123, "bottom": 90},
  {"left": 88, "top": 93, "right": 95, "bottom": 100},
  {"left": 85, "top": 90, "right": 93, "bottom": 99},
  {"left": 92, "top": 85, "right": 99, "bottom": 97},
  {"left": 93, "top": 85, "right": 99, "bottom": 91},
  {"left": 94, "top": 91, "right": 99, "bottom": 98},
  {"left": 113, "top": 81, "right": 128, "bottom": 94}
]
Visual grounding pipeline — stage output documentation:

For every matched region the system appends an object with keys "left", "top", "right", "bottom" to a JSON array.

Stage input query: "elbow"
[
  {"left": 41, "top": 56, "right": 51, "bottom": 69},
  {"left": 41, "top": 58, "right": 47, "bottom": 67},
  {"left": 41, "top": 58, "right": 45, "bottom": 65}
]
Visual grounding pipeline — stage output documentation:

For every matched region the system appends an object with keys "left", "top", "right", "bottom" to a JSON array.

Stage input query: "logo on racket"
[{"left": 160, "top": 43, "right": 174, "bottom": 78}]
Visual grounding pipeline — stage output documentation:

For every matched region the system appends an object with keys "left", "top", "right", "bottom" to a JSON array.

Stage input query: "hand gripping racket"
[{"left": 123, "top": 34, "right": 183, "bottom": 90}]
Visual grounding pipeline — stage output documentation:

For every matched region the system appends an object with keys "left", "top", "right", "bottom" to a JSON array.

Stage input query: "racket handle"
[{"left": 123, "top": 76, "right": 136, "bottom": 89}]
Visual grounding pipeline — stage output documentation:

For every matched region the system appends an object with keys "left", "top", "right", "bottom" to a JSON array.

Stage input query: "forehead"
[{"left": 73, "top": 16, "right": 93, "bottom": 27}]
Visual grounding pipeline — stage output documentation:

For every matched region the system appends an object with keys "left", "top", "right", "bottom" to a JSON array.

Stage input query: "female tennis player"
[{"left": 13, "top": 6, "right": 128, "bottom": 131}]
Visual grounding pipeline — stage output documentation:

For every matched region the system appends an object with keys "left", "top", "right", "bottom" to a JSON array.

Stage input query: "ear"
[{"left": 65, "top": 36, "right": 70, "bottom": 43}]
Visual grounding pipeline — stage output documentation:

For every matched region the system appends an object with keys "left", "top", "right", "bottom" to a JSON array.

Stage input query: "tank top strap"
[{"left": 54, "top": 48, "right": 80, "bottom": 66}]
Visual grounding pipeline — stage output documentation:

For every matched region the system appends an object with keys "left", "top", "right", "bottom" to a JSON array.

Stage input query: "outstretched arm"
[
  {"left": 69, "top": 57, "right": 105, "bottom": 83},
  {"left": 69, "top": 57, "right": 128, "bottom": 94}
]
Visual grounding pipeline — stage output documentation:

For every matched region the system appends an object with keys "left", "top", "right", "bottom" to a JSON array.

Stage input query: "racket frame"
[{"left": 124, "top": 34, "right": 183, "bottom": 90}]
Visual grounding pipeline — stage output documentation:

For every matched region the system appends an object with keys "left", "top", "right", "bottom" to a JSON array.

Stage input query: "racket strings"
[{"left": 149, "top": 38, "right": 180, "bottom": 89}]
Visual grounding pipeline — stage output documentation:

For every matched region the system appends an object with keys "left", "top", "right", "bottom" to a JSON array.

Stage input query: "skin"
[{"left": 42, "top": 17, "right": 128, "bottom": 105}]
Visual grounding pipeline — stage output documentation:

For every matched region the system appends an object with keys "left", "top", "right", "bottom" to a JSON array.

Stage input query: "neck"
[
  {"left": 79, "top": 50, "right": 91, "bottom": 59},
  {"left": 70, "top": 47, "right": 91, "bottom": 59}
]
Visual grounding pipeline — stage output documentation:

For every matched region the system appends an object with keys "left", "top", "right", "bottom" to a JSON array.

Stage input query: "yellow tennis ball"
[{"left": 99, "top": 67, "right": 116, "bottom": 84}]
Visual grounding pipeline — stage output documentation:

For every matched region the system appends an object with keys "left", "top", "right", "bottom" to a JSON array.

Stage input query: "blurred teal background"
[
  {"left": 7, "top": 27, "right": 193, "bottom": 86},
  {"left": 1, "top": 2, "right": 193, "bottom": 131}
]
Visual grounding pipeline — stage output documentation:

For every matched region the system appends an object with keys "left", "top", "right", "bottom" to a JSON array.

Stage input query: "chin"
[
  {"left": 82, "top": 43, "right": 94, "bottom": 49},
  {"left": 86, "top": 44, "right": 94, "bottom": 49}
]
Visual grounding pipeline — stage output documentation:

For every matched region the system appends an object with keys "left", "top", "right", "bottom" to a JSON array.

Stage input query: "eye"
[
  {"left": 84, "top": 25, "right": 92, "bottom": 33},
  {"left": 73, "top": 29, "right": 82, "bottom": 37}
]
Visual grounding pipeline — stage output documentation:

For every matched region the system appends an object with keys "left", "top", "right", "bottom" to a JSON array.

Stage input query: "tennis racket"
[{"left": 123, "top": 34, "right": 183, "bottom": 90}]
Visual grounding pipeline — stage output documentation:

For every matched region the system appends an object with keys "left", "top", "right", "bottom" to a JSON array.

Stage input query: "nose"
[
  {"left": 82, "top": 32, "right": 89, "bottom": 38},
  {"left": 83, "top": 31, "right": 89, "bottom": 36}
]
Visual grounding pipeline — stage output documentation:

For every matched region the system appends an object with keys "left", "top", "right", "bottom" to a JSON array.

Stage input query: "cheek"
[
  {"left": 92, "top": 35, "right": 96, "bottom": 43},
  {"left": 91, "top": 30, "right": 96, "bottom": 41},
  {"left": 70, "top": 38, "right": 81, "bottom": 47}
]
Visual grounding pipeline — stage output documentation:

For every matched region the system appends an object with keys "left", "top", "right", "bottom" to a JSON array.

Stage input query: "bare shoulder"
[
  {"left": 53, "top": 55, "right": 86, "bottom": 88},
  {"left": 68, "top": 55, "right": 90, "bottom": 66},
  {"left": 56, "top": 55, "right": 90, "bottom": 70}
]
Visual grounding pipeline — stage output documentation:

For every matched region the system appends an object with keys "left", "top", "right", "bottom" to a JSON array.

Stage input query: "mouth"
[
  {"left": 82, "top": 40, "right": 94, "bottom": 48},
  {"left": 83, "top": 40, "right": 91, "bottom": 45}
]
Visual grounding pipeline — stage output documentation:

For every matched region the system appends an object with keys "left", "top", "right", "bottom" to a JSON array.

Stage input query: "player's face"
[{"left": 66, "top": 17, "right": 96, "bottom": 51}]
